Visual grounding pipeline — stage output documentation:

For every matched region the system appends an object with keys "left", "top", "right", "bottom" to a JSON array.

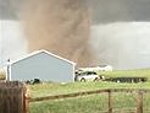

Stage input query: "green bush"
[{"left": 0, "top": 72, "right": 6, "bottom": 80}]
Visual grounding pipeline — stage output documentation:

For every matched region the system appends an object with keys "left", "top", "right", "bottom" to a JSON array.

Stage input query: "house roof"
[{"left": 10, "top": 49, "right": 76, "bottom": 66}]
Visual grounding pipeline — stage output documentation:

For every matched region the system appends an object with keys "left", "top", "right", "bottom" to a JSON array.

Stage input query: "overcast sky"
[
  {"left": 1, "top": 0, "right": 150, "bottom": 23},
  {"left": 88, "top": 0, "right": 150, "bottom": 24},
  {"left": 87, "top": 0, "right": 150, "bottom": 69}
]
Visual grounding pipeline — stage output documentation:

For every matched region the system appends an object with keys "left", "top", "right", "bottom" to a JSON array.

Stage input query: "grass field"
[
  {"left": 28, "top": 68, "right": 150, "bottom": 97},
  {"left": 29, "top": 94, "right": 137, "bottom": 113},
  {"left": 96, "top": 68, "right": 150, "bottom": 79},
  {"left": 29, "top": 81, "right": 150, "bottom": 98},
  {"left": 30, "top": 92, "right": 150, "bottom": 113}
]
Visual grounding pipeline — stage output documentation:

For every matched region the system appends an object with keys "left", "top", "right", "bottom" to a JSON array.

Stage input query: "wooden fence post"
[
  {"left": 23, "top": 87, "right": 29, "bottom": 113},
  {"left": 0, "top": 81, "right": 28, "bottom": 113},
  {"left": 108, "top": 90, "right": 113, "bottom": 113},
  {"left": 136, "top": 91, "right": 143, "bottom": 113}
]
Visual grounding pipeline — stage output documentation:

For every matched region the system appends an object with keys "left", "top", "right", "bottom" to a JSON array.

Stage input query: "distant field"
[{"left": 96, "top": 68, "right": 150, "bottom": 79}]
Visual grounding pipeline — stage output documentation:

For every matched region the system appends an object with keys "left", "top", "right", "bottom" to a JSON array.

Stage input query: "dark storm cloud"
[
  {"left": 1, "top": 0, "right": 150, "bottom": 23},
  {"left": 88, "top": 0, "right": 150, "bottom": 24},
  {"left": 0, "top": 0, "right": 150, "bottom": 24}
]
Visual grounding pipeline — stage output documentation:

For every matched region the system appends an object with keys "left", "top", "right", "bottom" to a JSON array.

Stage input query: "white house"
[{"left": 7, "top": 50, "right": 76, "bottom": 83}]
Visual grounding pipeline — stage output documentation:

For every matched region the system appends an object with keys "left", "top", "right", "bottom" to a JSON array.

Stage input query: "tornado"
[{"left": 21, "top": 0, "right": 95, "bottom": 66}]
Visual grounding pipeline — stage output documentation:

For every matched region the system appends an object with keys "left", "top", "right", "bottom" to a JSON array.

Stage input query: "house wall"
[{"left": 11, "top": 52, "right": 74, "bottom": 82}]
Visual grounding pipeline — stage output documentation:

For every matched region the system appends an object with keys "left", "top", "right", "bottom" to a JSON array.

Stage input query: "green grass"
[
  {"left": 30, "top": 93, "right": 136, "bottom": 113},
  {"left": 97, "top": 69, "right": 150, "bottom": 79},
  {"left": 29, "top": 90, "right": 150, "bottom": 113},
  {"left": 29, "top": 69, "right": 150, "bottom": 113},
  {"left": 0, "top": 74, "right": 5, "bottom": 80},
  {"left": 30, "top": 94, "right": 108, "bottom": 113},
  {"left": 29, "top": 82, "right": 150, "bottom": 98}
]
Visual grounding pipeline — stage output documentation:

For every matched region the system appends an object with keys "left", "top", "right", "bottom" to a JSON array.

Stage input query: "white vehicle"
[{"left": 76, "top": 71, "right": 101, "bottom": 82}]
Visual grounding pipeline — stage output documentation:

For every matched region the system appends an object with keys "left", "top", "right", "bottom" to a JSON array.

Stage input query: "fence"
[
  {"left": 29, "top": 89, "right": 150, "bottom": 113},
  {"left": 0, "top": 81, "right": 28, "bottom": 113}
]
